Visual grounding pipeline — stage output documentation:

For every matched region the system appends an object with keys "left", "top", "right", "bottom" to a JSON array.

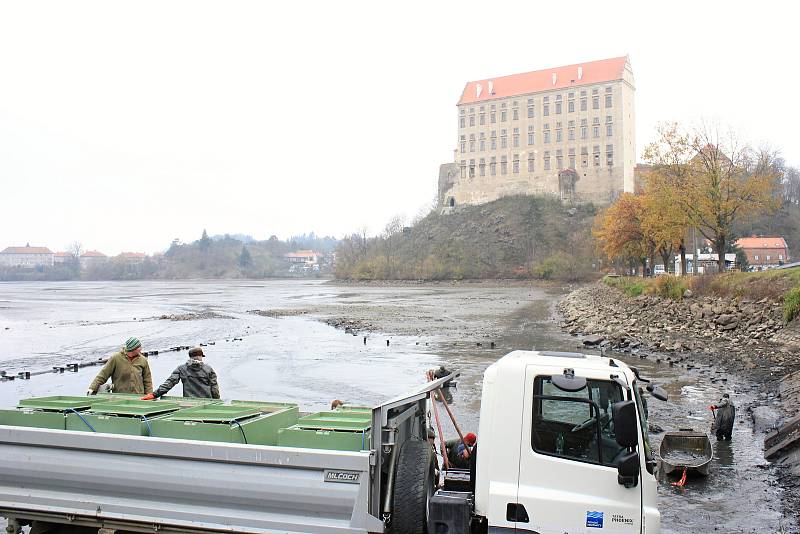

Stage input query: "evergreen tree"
[
  {"left": 199, "top": 229, "right": 211, "bottom": 251},
  {"left": 239, "top": 245, "right": 252, "bottom": 267}
]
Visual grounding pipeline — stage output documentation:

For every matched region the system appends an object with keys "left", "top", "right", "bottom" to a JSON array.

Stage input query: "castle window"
[
  {"left": 544, "top": 151, "right": 551, "bottom": 171},
  {"left": 469, "top": 134, "right": 475, "bottom": 152},
  {"left": 556, "top": 122, "right": 563, "bottom": 143},
  {"left": 556, "top": 149, "right": 563, "bottom": 170},
  {"left": 469, "top": 159, "right": 475, "bottom": 178},
  {"left": 490, "top": 156, "right": 497, "bottom": 176},
  {"left": 581, "top": 146, "right": 588, "bottom": 168},
  {"left": 460, "top": 160, "right": 466, "bottom": 178},
  {"left": 568, "top": 92, "right": 575, "bottom": 113},
  {"left": 606, "top": 116, "right": 613, "bottom": 137},
  {"left": 480, "top": 111, "right": 485, "bottom": 125},
  {"left": 568, "top": 120, "right": 575, "bottom": 141},
  {"left": 592, "top": 88, "right": 600, "bottom": 110},
  {"left": 460, "top": 135, "right": 466, "bottom": 153},
  {"left": 543, "top": 123, "right": 551, "bottom": 144},
  {"left": 593, "top": 117, "right": 600, "bottom": 139},
  {"left": 479, "top": 158, "right": 486, "bottom": 177},
  {"left": 555, "top": 95, "right": 562, "bottom": 114},
  {"left": 501, "top": 129, "right": 508, "bottom": 149},
  {"left": 528, "top": 98, "right": 535, "bottom": 118},
  {"left": 593, "top": 146, "right": 600, "bottom": 166},
  {"left": 528, "top": 125, "right": 535, "bottom": 145},
  {"left": 513, "top": 154, "right": 520, "bottom": 174},
  {"left": 568, "top": 148, "right": 576, "bottom": 169},
  {"left": 479, "top": 132, "right": 486, "bottom": 152},
  {"left": 606, "top": 145, "right": 614, "bottom": 166},
  {"left": 581, "top": 90, "right": 587, "bottom": 111},
  {"left": 491, "top": 130, "right": 497, "bottom": 150},
  {"left": 605, "top": 87, "right": 613, "bottom": 108},
  {"left": 528, "top": 152, "right": 535, "bottom": 172},
  {"left": 543, "top": 96, "right": 550, "bottom": 117},
  {"left": 469, "top": 114, "right": 475, "bottom": 127},
  {"left": 501, "top": 109, "right": 507, "bottom": 122},
  {"left": 501, "top": 155, "right": 508, "bottom": 175},
  {"left": 513, "top": 127, "right": 520, "bottom": 148},
  {"left": 513, "top": 107, "right": 519, "bottom": 120}
]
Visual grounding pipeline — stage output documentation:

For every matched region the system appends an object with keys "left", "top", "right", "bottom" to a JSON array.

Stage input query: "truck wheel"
[{"left": 389, "top": 439, "right": 435, "bottom": 534}]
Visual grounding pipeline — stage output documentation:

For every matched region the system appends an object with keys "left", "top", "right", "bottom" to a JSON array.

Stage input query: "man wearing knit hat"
[
  {"left": 87, "top": 337, "right": 153, "bottom": 395},
  {"left": 141, "top": 346, "right": 220, "bottom": 400}
]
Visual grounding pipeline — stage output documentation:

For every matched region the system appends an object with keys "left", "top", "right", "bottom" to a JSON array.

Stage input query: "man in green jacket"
[{"left": 86, "top": 337, "right": 153, "bottom": 395}]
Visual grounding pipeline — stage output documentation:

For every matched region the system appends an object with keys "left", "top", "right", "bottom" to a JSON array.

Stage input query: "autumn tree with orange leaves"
[
  {"left": 594, "top": 193, "right": 654, "bottom": 275},
  {"left": 643, "top": 122, "right": 782, "bottom": 273}
]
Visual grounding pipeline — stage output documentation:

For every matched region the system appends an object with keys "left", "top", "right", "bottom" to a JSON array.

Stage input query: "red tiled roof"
[
  {"left": 81, "top": 250, "right": 106, "bottom": 258},
  {"left": 284, "top": 250, "right": 319, "bottom": 258},
  {"left": 458, "top": 56, "right": 630, "bottom": 105},
  {"left": 54, "top": 252, "right": 72, "bottom": 257},
  {"left": 735, "top": 237, "right": 789, "bottom": 250},
  {"left": 1, "top": 246, "right": 53, "bottom": 254},
  {"left": 117, "top": 252, "right": 147, "bottom": 258}
]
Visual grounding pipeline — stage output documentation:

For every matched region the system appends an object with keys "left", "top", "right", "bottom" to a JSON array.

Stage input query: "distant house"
[
  {"left": 284, "top": 250, "right": 320, "bottom": 264},
  {"left": 0, "top": 245, "right": 54, "bottom": 268},
  {"left": 734, "top": 236, "right": 789, "bottom": 269},
  {"left": 53, "top": 252, "right": 72, "bottom": 264},
  {"left": 80, "top": 250, "right": 107, "bottom": 270},
  {"left": 117, "top": 252, "right": 147, "bottom": 263}
]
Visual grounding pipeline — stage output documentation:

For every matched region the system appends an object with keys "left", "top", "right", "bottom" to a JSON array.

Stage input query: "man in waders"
[
  {"left": 711, "top": 393, "right": 735, "bottom": 441},
  {"left": 141, "top": 346, "right": 220, "bottom": 399},
  {"left": 87, "top": 337, "right": 153, "bottom": 395}
]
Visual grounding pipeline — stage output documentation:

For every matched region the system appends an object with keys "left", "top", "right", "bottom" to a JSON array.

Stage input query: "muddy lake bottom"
[{"left": 0, "top": 279, "right": 794, "bottom": 533}]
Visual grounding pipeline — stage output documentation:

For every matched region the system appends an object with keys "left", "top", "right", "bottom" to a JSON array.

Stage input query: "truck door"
[{"left": 516, "top": 367, "right": 642, "bottom": 533}]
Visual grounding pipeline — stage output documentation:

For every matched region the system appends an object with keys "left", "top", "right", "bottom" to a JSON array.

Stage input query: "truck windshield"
[{"left": 531, "top": 376, "right": 625, "bottom": 467}]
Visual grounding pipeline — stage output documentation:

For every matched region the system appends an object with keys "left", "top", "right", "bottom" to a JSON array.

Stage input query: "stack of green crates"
[
  {"left": 66, "top": 399, "right": 181, "bottom": 436},
  {"left": 149, "top": 402, "right": 298, "bottom": 445},
  {"left": 277, "top": 409, "right": 372, "bottom": 451}
]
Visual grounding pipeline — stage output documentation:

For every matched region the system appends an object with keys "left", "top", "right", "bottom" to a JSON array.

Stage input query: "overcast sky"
[{"left": 1, "top": 1, "right": 797, "bottom": 255}]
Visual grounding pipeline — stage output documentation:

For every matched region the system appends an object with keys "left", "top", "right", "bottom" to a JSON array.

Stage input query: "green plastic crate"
[
  {"left": 0, "top": 409, "right": 66, "bottom": 430},
  {"left": 277, "top": 426, "right": 371, "bottom": 451},
  {"left": 277, "top": 409, "right": 371, "bottom": 451},
  {"left": 160, "top": 396, "right": 223, "bottom": 409},
  {"left": 150, "top": 403, "right": 298, "bottom": 445},
  {"left": 66, "top": 400, "right": 181, "bottom": 436}
]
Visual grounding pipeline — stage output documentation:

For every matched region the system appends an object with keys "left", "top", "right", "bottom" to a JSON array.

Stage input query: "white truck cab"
[{"left": 431, "top": 350, "right": 660, "bottom": 534}]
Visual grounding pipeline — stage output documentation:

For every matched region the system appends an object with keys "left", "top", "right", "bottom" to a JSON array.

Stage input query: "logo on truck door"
[
  {"left": 586, "top": 511, "right": 604, "bottom": 528},
  {"left": 324, "top": 470, "right": 361, "bottom": 484}
]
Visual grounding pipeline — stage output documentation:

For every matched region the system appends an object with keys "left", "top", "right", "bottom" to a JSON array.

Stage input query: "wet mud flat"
[{"left": 0, "top": 279, "right": 795, "bottom": 532}]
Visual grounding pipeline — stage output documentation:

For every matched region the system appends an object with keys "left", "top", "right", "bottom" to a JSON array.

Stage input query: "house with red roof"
[
  {"left": 735, "top": 236, "right": 790, "bottom": 269},
  {"left": 440, "top": 56, "right": 635, "bottom": 209}
]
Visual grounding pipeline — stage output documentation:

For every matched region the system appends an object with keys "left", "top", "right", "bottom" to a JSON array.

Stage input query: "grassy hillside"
[{"left": 334, "top": 195, "right": 598, "bottom": 281}]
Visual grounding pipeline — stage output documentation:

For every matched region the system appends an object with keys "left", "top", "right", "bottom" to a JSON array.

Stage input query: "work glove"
[
  {"left": 86, "top": 389, "right": 95, "bottom": 396},
  {"left": 140, "top": 393, "right": 155, "bottom": 401},
  {"left": 709, "top": 405, "right": 716, "bottom": 410}
]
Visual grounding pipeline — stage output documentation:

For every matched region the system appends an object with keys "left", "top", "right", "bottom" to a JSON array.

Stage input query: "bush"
[
  {"left": 603, "top": 275, "right": 646, "bottom": 297},
  {"left": 649, "top": 275, "right": 686, "bottom": 300},
  {"left": 784, "top": 286, "right": 800, "bottom": 323}
]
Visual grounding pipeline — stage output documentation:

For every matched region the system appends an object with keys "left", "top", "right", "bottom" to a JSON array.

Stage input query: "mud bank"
[{"left": 558, "top": 282, "right": 800, "bottom": 530}]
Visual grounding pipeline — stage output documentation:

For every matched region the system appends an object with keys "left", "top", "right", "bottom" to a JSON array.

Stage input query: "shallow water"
[{"left": 0, "top": 280, "right": 793, "bottom": 533}]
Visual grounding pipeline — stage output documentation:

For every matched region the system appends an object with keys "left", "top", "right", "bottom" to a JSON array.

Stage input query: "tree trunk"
[
  {"left": 660, "top": 249, "right": 671, "bottom": 275},
  {"left": 640, "top": 258, "right": 647, "bottom": 278},
  {"left": 715, "top": 237, "right": 727, "bottom": 273},
  {"left": 679, "top": 241, "right": 687, "bottom": 276}
]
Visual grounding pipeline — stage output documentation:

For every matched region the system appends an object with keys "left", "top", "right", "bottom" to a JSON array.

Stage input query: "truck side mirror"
[
  {"left": 612, "top": 400, "right": 638, "bottom": 448},
  {"left": 617, "top": 451, "right": 640, "bottom": 488}
]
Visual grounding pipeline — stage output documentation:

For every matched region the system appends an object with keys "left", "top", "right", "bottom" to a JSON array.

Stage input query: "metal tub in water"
[{"left": 658, "top": 430, "right": 713, "bottom": 476}]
